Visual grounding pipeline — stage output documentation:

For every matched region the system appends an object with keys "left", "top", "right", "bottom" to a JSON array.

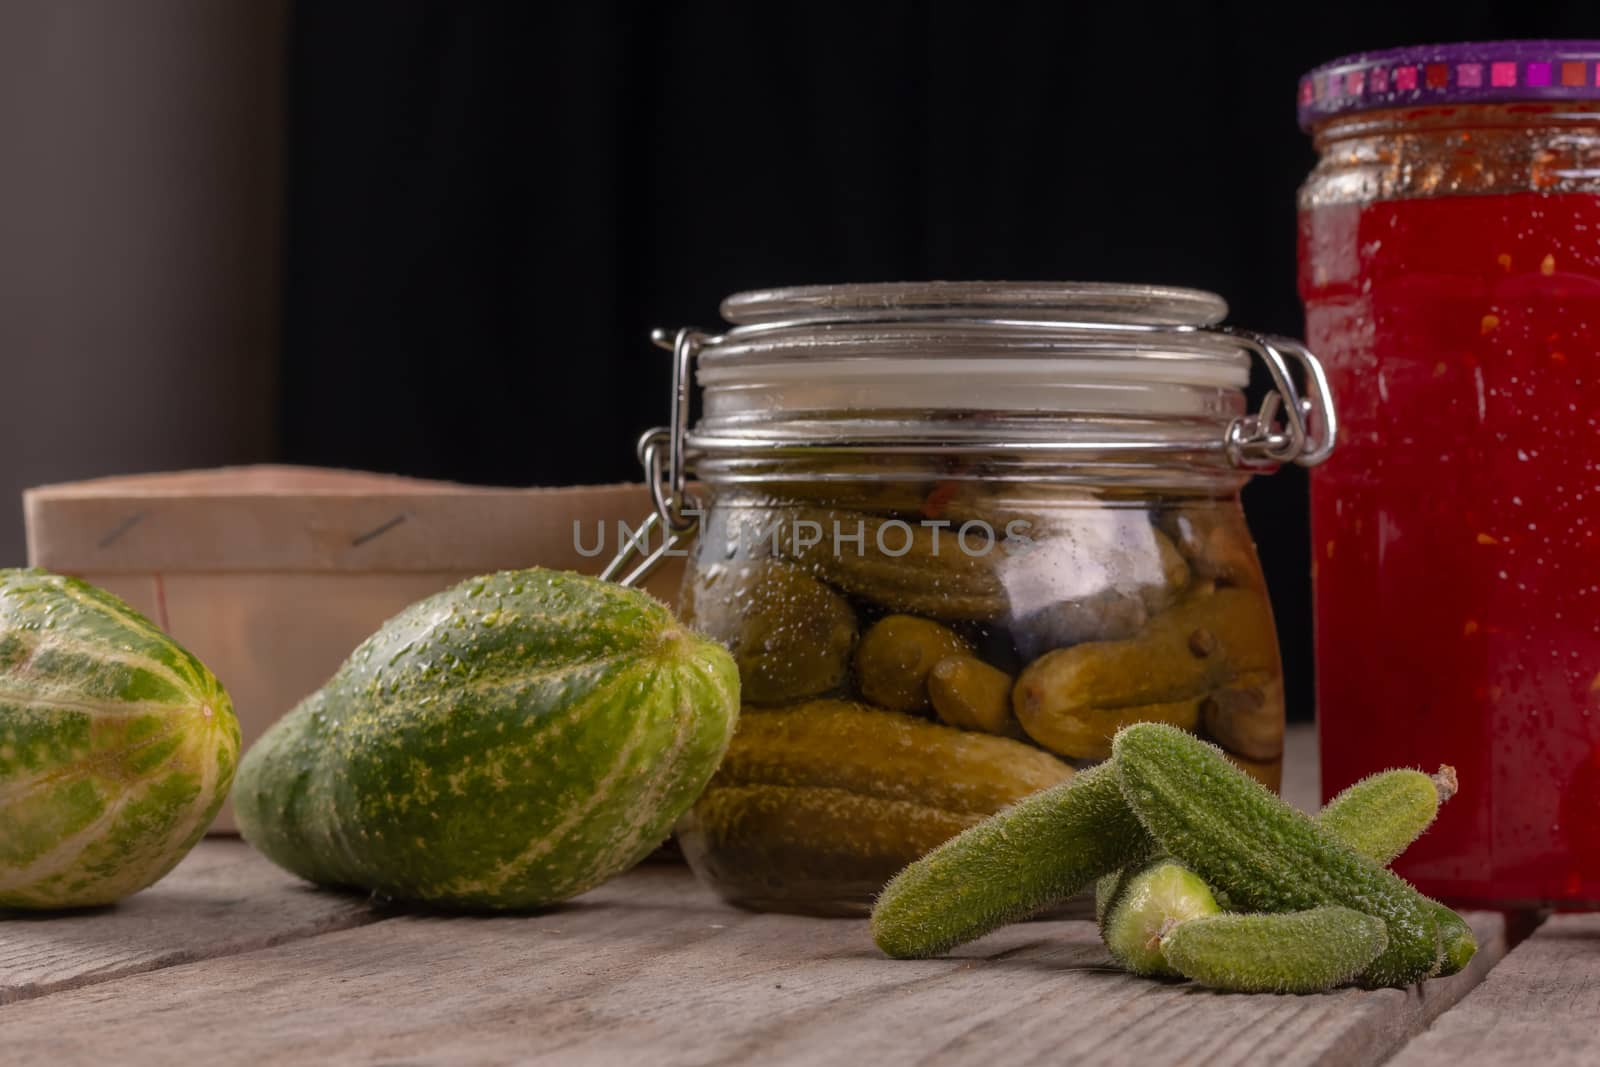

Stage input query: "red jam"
[{"left": 1301, "top": 190, "right": 1600, "bottom": 908}]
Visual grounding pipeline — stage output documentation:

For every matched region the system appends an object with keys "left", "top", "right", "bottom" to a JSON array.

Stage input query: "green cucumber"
[
  {"left": 871, "top": 763, "right": 1150, "bottom": 959},
  {"left": 235, "top": 569, "right": 740, "bottom": 910},
  {"left": 1316, "top": 765, "right": 1475, "bottom": 976},
  {"left": 1112, "top": 723, "right": 1442, "bottom": 988},
  {"left": 1318, "top": 766, "right": 1455, "bottom": 865},
  {"left": 1436, "top": 916, "right": 1478, "bottom": 976},
  {"left": 1099, "top": 859, "right": 1221, "bottom": 976},
  {"left": 1099, "top": 759, "right": 1475, "bottom": 982},
  {"left": 1100, "top": 765, "right": 1473, "bottom": 979},
  {"left": 0, "top": 569, "right": 239, "bottom": 909},
  {"left": 1161, "top": 906, "right": 1389, "bottom": 994}
]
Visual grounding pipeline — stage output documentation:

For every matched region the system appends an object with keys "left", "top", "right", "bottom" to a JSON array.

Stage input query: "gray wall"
[{"left": 0, "top": 0, "right": 287, "bottom": 566}]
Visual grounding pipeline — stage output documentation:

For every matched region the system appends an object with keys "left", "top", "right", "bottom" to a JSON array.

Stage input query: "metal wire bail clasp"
[
  {"left": 1217, "top": 329, "right": 1338, "bottom": 470},
  {"left": 600, "top": 327, "right": 709, "bottom": 588}
]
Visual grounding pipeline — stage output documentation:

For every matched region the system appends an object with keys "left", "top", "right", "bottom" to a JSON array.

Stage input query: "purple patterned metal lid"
[{"left": 1299, "top": 40, "right": 1600, "bottom": 131}]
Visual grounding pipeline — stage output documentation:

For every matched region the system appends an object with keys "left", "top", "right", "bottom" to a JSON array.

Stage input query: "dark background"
[
  {"left": 277, "top": 2, "right": 1597, "bottom": 719},
  {"left": 5, "top": 3, "right": 1592, "bottom": 720}
]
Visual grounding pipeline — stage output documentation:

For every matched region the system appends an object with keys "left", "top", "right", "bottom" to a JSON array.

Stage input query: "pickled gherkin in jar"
[
  {"left": 928, "top": 655, "right": 1020, "bottom": 736},
  {"left": 1013, "top": 584, "right": 1280, "bottom": 761},
  {"left": 854, "top": 615, "right": 972, "bottom": 713},
  {"left": 681, "top": 559, "right": 857, "bottom": 705},
  {"left": 674, "top": 700, "right": 1073, "bottom": 914}
]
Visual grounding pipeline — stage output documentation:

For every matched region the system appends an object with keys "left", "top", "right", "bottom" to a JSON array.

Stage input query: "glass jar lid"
[
  {"left": 674, "top": 282, "right": 1329, "bottom": 470},
  {"left": 720, "top": 281, "right": 1227, "bottom": 326},
  {"left": 697, "top": 281, "right": 1251, "bottom": 424}
]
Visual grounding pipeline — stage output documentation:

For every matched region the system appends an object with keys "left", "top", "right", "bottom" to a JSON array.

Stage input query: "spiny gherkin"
[
  {"left": 1161, "top": 906, "right": 1390, "bottom": 994},
  {"left": 1317, "top": 765, "right": 1475, "bottom": 976},
  {"left": 1113, "top": 723, "right": 1442, "bottom": 989},
  {"left": 1098, "top": 859, "right": 1221, "bottom": 976},
  {"left": 871, "top": 763, "right": 1151, "bottom": 959}
]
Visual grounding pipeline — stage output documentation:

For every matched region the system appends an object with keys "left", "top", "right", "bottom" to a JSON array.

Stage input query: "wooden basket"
[{"left": 24, "top": 465, "right": 686, "bottom": 832}]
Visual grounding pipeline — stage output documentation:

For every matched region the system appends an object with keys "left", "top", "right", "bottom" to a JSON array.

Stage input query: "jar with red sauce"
[{"left": 1299, "top": 41, "right": 1600, "bottom": 908}]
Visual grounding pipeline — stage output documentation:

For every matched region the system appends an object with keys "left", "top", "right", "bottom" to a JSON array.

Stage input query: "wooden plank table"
[{"left": 0, "top": 726, "right": 1581, "bottom": 1066}]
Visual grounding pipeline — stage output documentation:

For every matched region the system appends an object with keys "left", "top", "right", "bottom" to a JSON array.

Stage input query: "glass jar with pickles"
[{"left": 620, "top": 282, "right": 1335, "bottom": 915}]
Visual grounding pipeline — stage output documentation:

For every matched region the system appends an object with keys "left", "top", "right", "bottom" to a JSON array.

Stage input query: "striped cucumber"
[
  {"left": 871, "top": 762, "right": 1150, "bottom": 958},
  {"left": 1318, "top": 765, "right": 1475, "bottom": 976},
  {"left": 0, "top": 569, "right": 239, "bottom": 909},
  {"left": 235, "top": 569, "right": 740, "bottom": 910},
  {"left": 1161, "top": 906, "right": 1389, "bottom": 994},
  {"left": 1113, "top": 723, "right": 1442, "bottom": 988}
]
